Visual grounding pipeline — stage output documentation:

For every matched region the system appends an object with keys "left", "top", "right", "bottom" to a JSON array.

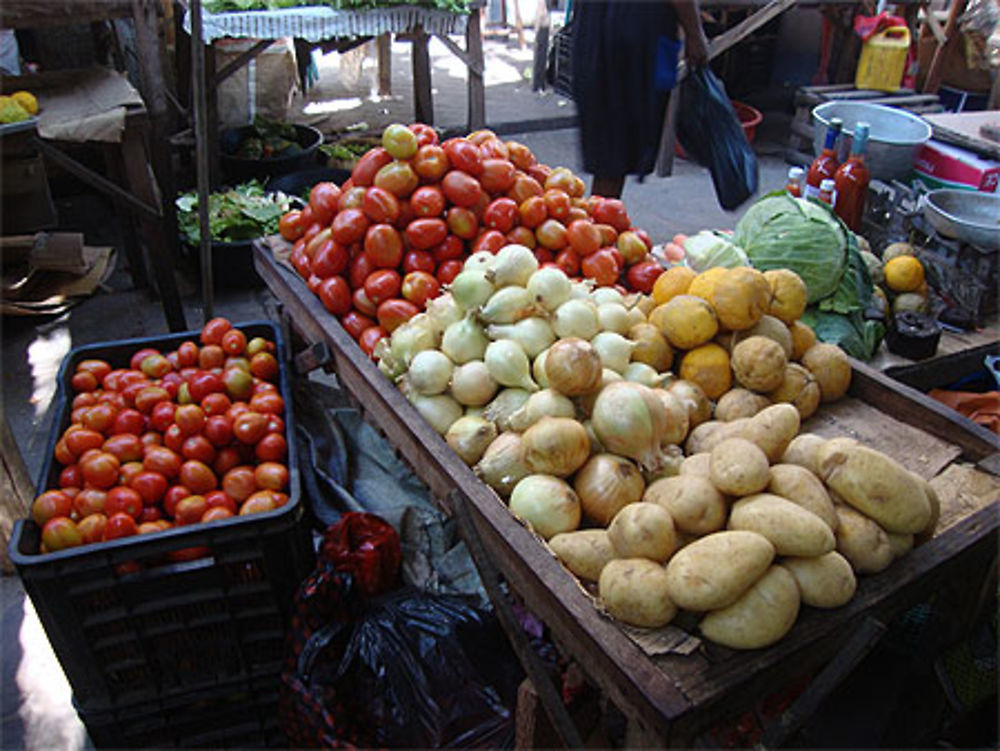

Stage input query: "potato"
[
  {"left": 741, "top": 403, "right": 801, "bottom": 463},
  {"left": 834, "top": 505, "right": 893, "bottom": 574},
  {"left": 781, "top": 552, "right": 856, "bottom": 608},
  {"left": 817, "top": 442, "right": 931, "bottom": 534},
  {"left": 645, "top": 475, "right": 727, "bottom": 536},
  {"left": 728, "top": 493, "right": 835, "bottom": 557},
  {"left": 887, "top": 532, "right": 914, "bottom": 559},
  {"left": 766, "top": 363, "right": 821, "bottom": 420},
  {"left": 599, "top": 558, "right": 677, "bottom": 628},
  {"left": 654, "top": 389, "right": 690, "bottom": 446},
  {"left": 767, "top": 463, "right": 838, "bottom": 531},
  {"left": 699, "top": 565, "right": 800, "bottom": 649},
  {"left": 727, "top": 314, "right": 794, "bottom": 358},
  {"left": 667, "top": 379, "right": 712, "bottom": 427},
  {"left": 608, "top": 502, "right": 677, "bottom": 562},
  {"left": 710, "top": 438, "right": 770, "bottom": 496},
  {"left": 665, "top": 530, "right": 775, "bottom": 611},
  {"left": 679, "top": 452, "right": 712, "bottom": 478},
  {"left": 731, "top": 336, "right": 788, "bottom": 393},
  {"left": 801, "top": 343, "right": 851, "bottom": 402},
  {"left": 549, "top": 529, "right": 617, "bottom": 582},
  {"left": 781, "top": 433, "right": 827, "bottom": 476},
  {"left": 714, "top": 389, "right": 771, "bottom": 422},
  {"left": 684, "top": 420, "right": 726, "bottom": 455},
  {"left": 912, "top": 472, "right": 940, "bottom": 546}
]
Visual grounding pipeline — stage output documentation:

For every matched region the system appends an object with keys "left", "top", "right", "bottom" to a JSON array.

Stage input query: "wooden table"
[{"left": 252, "top": 239, "right": 999, "bottom": 746}]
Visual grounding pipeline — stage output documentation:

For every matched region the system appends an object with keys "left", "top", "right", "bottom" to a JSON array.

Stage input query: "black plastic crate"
[{"left": 9, "top": 321, "right": 314, "bottom": 748}]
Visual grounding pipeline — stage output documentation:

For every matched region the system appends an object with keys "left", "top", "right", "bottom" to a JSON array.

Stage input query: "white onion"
[
  {"left": 591, "top": 287, "right": 625, "bottom": 307},
  {"left": 573, "top": 453, "right": 645, "bottom": 527},
  {"left": 426, "top": 293, "right": 464, "bottom": 335},
  {"left": 591, "top": 332, "right": 637, "bottom": 374},
  {"left": 625, "top": 306, "right": 647, "bottom": 328},
  {"left": 445, "top": 416, "right": 498, "bottom": 465},
  {"left": 450, "top": 360, "right": 498, "bottom": 406},
  {"left": 622, "top": 361, "right": 667, "bottom": 388},
  {"left": 652, "top": 389, "right": 690, "bottom": 446},
  {"left": 475, "top": 432, "right": 531, "bottom": 497},
  {"left": 575, "top": 368, "right": 623, "bottom": 417},
  {"left": 552, "top": 299, "right": 600, "bottom": 340},
  {"left": 407, "top": 350, "right": 454, "bottom": 395},
  {"left": 509, "top": 474, "right": 581, "bottom": 539},
  {"left": 479, "top": 286, "right": 537, "bottom": 325},
  {"left": 568, "top": 280, "right": 593, "bottom": 300},
  {"left": 543, "top": 338, "right": 603, "bottom": 396},
  {"left": 450, "top": 268, "right": 495, "bottom": 311},
  {"left": 532, "top": 348, "right": 550, "bottom": 388},
  {"left": 464, "top": 250, "right": 495, "bottom": 270},
  {"left": 508, "top": 389, "right": 577, "bottom": 431},
  {"left": 583, "top": 419, "right": 604, "bottom": 454},
  {"left": 597, "top": 303, "right": 631, "bottom": 335},
  {"left": 521, "top": 416, "right": 590, "bottom": 477},
  {"left": 591, "top": 381, "right": 669, "bottom": 470},
  {"left": 642, "top": 445, "right": 685, "bottom": 484},
  {"left": 487, "top": 317, "right": 554, "bottom": 359},
  {"left": 382, "top": 317, "right": 438, "bottom": 378},
  {"left": 483, "top": 388, "right": 531, "bottom": 431},
  {"left": 441, "top": 316, "right": 488, "bottom": 364},
  {"left": 485, "top": 340, "right": 538, "bottom": 391},
  {"left": 526, "top": 267, "right": 571, "bottom": 311},
  {"left": 410, "top": 393, "right": 463, "bottom": 435},
  {"left": 487, "top": 244, "right": 538, "bottom": 288},
  {"left": 465, "top": 406, "right": 485, "bottom": 418}
]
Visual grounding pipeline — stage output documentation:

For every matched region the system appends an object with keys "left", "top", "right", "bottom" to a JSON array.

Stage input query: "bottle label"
[{"left": 804, "top": 183, "right": 837, "bottom": 205}]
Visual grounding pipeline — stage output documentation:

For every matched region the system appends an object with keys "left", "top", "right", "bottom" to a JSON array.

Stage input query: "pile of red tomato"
[
  {"left": 30, "top": 318, "right": 291, "bottom": 557},
  {"left": 278, "top": 122, "right": 665, "bottom": 357}
]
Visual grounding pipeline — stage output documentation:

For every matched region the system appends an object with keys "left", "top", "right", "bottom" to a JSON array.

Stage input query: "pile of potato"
[{"left": 551, "top": 404, "right": 940, "bottom": 650}]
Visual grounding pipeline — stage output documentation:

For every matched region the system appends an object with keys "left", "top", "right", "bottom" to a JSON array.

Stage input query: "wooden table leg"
[
  {"left": 467, "top": 7, "right": 485, "bottom": 130},
  {"left": 101, "top": 143, "right": 149, "bottom": 289},
  {"left": 377, "top": 32, "right": 392, "bottom": 97},
  {"left": 412, "top": 25, "right": 434, "bottom": 125}
]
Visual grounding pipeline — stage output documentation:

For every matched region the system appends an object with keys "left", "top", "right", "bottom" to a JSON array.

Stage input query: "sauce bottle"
[
  {"left": 805, "top": 117, "right": 842, "bottom": 201},
  {"left": 818, "top": 178, "right": 836, "bottom": 206},
  {"left": 833, "top": 122, "right": 871, "bottom": 232},
  {"left": 785, "top": 167, "right": 805, "bottom": 197}
]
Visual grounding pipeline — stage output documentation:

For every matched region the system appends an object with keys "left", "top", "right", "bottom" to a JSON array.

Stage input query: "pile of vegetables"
[
  {"left": 176, "top": 181, "right": 292, "bottom": 246},
  {"left": 231, "top": 116, "right": 305, "bottom": 161},
  {"left": 278, "top": 122, "right": 666, "bottom": 358},
  {"left": 365, "top": 245, "right": 937, "bottom": 649}
]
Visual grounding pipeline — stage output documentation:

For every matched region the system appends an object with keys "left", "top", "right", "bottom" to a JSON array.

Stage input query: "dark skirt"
[{"left": 571, "top": 0, "right": 678, "bottom": 179}]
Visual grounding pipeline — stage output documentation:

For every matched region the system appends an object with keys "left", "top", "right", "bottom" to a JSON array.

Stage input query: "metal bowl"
[
  {"left": 812, "top": 101, "right": 931, "bottom": 182},
  {"left": 922, "top": 189, "right": 1000, "bottom": 250}
]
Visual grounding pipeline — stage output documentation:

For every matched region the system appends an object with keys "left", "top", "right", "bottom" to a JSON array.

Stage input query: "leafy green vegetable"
[
  {"left": 801, "top": 309, "right": 884, "bottom": 361},
  {"left": 175, "top": 181, "right": 291, "bottom": 246},
  {"left": 734, "top": 191, "right": 848, "bottom": 303},
  {"left": 682, "top": 230, "right": 748, "bottom": 272},
  {"left": 817, "top": 235, "right": 873, "bottom": 315}
]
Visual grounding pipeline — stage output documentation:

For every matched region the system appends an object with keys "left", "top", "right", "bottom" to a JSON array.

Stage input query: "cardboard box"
[{"left": 913, "top": 139, "right": 1000, "bottom": 193}]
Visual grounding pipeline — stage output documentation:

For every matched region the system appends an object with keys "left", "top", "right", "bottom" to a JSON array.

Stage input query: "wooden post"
[
  {"left": 467, "top": 8, "right": 486, "bottom": 130},
  {"left": 1, "top": 408, "right": 33, "bottom": 574},
  {"left": 412, "top": 25, "right": 434, "bottom": 125},
  {"left": 191, "top": 0, "right": 214, "bottom": 321},
  {"left": 377, "top": 32, "right": 392, "bottom": 97},
  {"left": 923, "top": 0, "right": 969, "bottom": 94}
]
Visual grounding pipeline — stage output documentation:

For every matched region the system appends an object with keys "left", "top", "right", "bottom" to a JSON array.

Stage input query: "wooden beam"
[
  {"left": 466, "top": 8, "right": 485, "bottom": 130},
  {"left": 377, "top": 33, "right": 392, "bottom": 97},
  {"left": 411, "top": 26, "right": 434, "bottom": 125},
  {"left": 436, "top": 33, "right": 484, "bottom": 76},
  {"left": 191, "top": 0, "right": 215, "bottom": 321},
  {"left": 922, "top": 0, "right": 969, "bottom": 94},
  {"left": 210, "top": 38, "right": 271, "bottom": 90}
]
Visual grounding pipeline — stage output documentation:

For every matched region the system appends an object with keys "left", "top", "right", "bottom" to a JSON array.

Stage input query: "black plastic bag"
[{"left": 677, "top": 67, "right": 759, "bottom": 210}]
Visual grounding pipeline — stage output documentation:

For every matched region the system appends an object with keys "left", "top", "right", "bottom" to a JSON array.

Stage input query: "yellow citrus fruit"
[
  {"left": 0, "top": 96, "right": 29, "bottom": 124},
  {"left": 687, "top": 266, "right": 728, "bottom": 302},
  {"left": 11, "top": 91, "right": 38, "bottom": 115},
  {"left": 679, "top": 343, "right": 732, "bottom": 400},
  {"left": 649, "top": 294, "right": 719, "bottom": 350},
  {"left": 763, "top": 268, "right": 808, "bottom": 324},
  {"left": 884, "top": 255, "right": 924, "bottom": 293},
  {"left": 709, "top": 267, "right": 771, "bottom": 331},
  {"left": 789, "top": 320, "right": 817, "bottom": 361},
  {"left": 652, "top": 265, "right": 696, "bottom": 306}
]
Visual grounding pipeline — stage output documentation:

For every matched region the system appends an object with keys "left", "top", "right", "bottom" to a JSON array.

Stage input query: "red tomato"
[
  {"left": 478, "top": 137, "right": 509, "bottom": 160},
  {"left": 441, "top": 171, "right": 483, "bottom": 207},
  {"left": 376, "top": 298, "right": 420, "bottom": 333},
  {"left": 330, "top": 208, "right": 369, "bottom": 245},
  {"left": 581, "top": 247, "right": 622, "bottom": 287},
  {"left": 410, "top": 186, "right": 446, "bottom": 218},
  {"left": 129, "top": 347, "right": 160, "bottom": 371},
  {"left": 279, "top": 209, "right": 305, "bottom": 242},
  {"left": 223, "top": 367, "right": 254, "bottom": 401},
  {"left": 140, "top": 431, "right": 162, "bottom": 449},
  {"left": 233, "top": 412, "right": 268, "bottom": 445},
  {"left": 508, "top": 226, "right": 537, "bottom": 249},
  {"left": 401, "top": 271, "right": 440, "bottom": 308},
  {"left": 472, "top": 229, "right": 507, "bottom": 255},
  {"left": 182, "top": 434, "right": 216, "bottom": 464},
  {"left": 201, "top": 392, "right": 231, "bottom": 416},
  {"left": 382, "top": 123, "right": 419, "bottom": 159},
  {"left": 566, "top": 207, "right": 589, "bottom": 224},
  {"left": 358, "top": 325, "right": 387, "bottom": 356},
  {"left": 518, "top": 196, "right": 548, "bottom": 229},
  {"left": 77, "top": 359, "right": 112, "bottom": 382},
  {"left": 255, "top": 433, "right": 288, "bottom": 462},
  {"left": 394, "top": 198, "right": 417, "bottom": 230},
  {"left": 482, "top": 197, "right": 518, "bottom": 233},
  {"left": 635, "top": 228, "right": 653, "bottom": 250},
  {"left": 318, "top": 276, "right": 352, "bottom": 316},
  {"left": 248, "top": 392, "right": 285, "bottom": 415},
  {"left": 341, "top": 310, "right": 374, "bottom": 340},
  {"left": 32, "top": 490, "right": 73, "bottom": 526},
  {"left": 204, "top": 415, "right": 234, "bottom": 447},
  {"left": 445, "top": 206, "right": 478, "bottom": 240},
  {"left": 163, "top": 485, "right": 191, "bottom": 518},
  {"left": 566, "top": 219, "right": 602, "bottom": 256},
  {"left": 305, "top": 227, "right": 332, "bottom": 261},
  {"left": 59, "top": 464, "right": 83, "bottom": 489},
  {"left": 626, "top": 259, "right": 664, "bottom": 294},
  {"left": 254, "top": 462, "right": 289, "bottom": 491},
  {"left": 71, "top": 371, "right": 98, "bottom": 393},
  {"left": 81, "top": 403, "right": 117, "bottom": 434},
  {"left": 198, "top": 345, "right": 225, "bottom": 370},
  {"left": 64, "top": 428, "right": 102, "bottom": 458},
  {"left": 213, "top": 447, "right": 242, "bottom": 477},
  {"left": 205, "top": 490, "right": 238, "bottom": 514},
  {"left": 430, "top": 235, "right": 463, "bottom": 265},
  {"left": 362, "top": 186, "right": 401, "bottom": 224},
  {"left": 102, "top": 512, "right": 137, "bottom": 541},
  {"left": 351, "top": 147, "right": 393, "bottom": 187},
  {"left": 77, "top": 513, "right": 108, "bottom": 544},
  {"left": 402, "top": 249, "right": 435, "bottom": 275},
  {"left": 436, "top": 259, "right": 463, "bottom": 285},
  {"left": 73, "top": 392, "right": 98, "bottom": 410},
  {"left": 107, "top": 485, "right": 144, "bottom": 518},
  {"left": 592, "top": 198, "right": 630, "bottom": 231},
  {"left": 202, "top": 506, "right": 234, "bottom": 523},
  {"left": 222, "top": 466, "right": 257, "bottom": 502},
  {"left": 163, "top": 424, "right": 185, "bottom": 453},
  {"left": 189, "top": 372, "right": 224, "bottom": 402},
  {"left": 479, "top": 158, "right": 516, "bottom": 194},
  {"left": 309, "top": 182, "right": 342, "bottom": 225},
  {"left": 349, "top": 252, "right": 376, "bottom": 289},
  {"left": 535, "top": 219, "right": 569, "bottom": 251},
  {"left": 133, "top": 386, "right": 170, "bottom": 415},
  {"left": 81, "top": 452, "right": 120, "bottom": 489},
  {"left": 508, "top": 174, "right": 544, "bottom": 204},
  {"left": 266, "top": 414, "right": 285, "bottom": 435},
  {"left": 554, "top": 248, "right": 581, "bottom": 276},
  {"left": 364, "top": 269, "right": 402, "bottom": 306},
  {"left": 73, "top": 488, "right": 107, "bottom": 517},
  {"left": 138, "top": 507, "right": 163, "bottom": 524},
  {"left": 201, "top": 317, "right": 232, "bottom": 346},
  {"left": 143, "top": 446, "right": 182, "bottom": 478},
  {"left": 172, "top": 404, "right": 204, "bottom": 436},
  {"left": 617, "top": 230, "right": 648, "bottom": 265},
  {"left": 409, "top": 122, "right": 438, "bottom": 147},
  {"left": 353, "top": 287, "right": 378, "bottom": 317},
  {"left": 103, "top": 433, "right": 144, "bottom": 463},
  {"left": 312, "top": 241, "right": 351, "bottom": 279},
  {"left": 443, "top": 139, "right": 483, "bottom": 175},
  {"left": 179, "top": 461, "right": 217, "bottom": 494},
  {"left": 42, "top": 517, "right": 83, "bottom": 550},
  {"left": 374, "top": 161, "right": 419, "bottom": 198},
  {"left": 531, "top": 247, "right": 554, "bottom": 265},
  {"left": 506, "top": 141, "right": 535, "bottom": 170},
  {"left": 404, "top": 218, "right": 447, "bottom": 251},
  {"left": 363, "top": 224, "right": 404, "bottom": 268},
  {"left": 337, "top": 185, "right": 367, "bottom": 212},
  {"left": 175, "top": 495, "right": 209, "bottom": 525},
  {"left": 240, "top": 491, "right": 277, "bottom": 516},
  {"left": 413, "top": 144, "right": 449, "bottom": 181}
]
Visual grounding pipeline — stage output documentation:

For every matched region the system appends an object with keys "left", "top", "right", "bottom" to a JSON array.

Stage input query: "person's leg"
[{"left": 591, "top": 175, "right": 625, "bottom": 199}]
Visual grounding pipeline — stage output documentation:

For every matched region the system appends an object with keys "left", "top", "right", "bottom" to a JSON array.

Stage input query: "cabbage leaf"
[{"left": 682, "top": 230, "right": 748, "bottom": 272}]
